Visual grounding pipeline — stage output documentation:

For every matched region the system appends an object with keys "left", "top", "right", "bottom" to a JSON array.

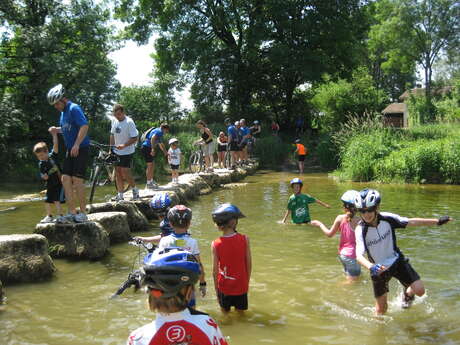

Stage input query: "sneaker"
[
  {"left": 40, "top": 215, "right": 55, "bottom": 223},
  {"left": 113, "top": 194, "right": 124, "bottom": 202},
  {"left": 56, "top": 214, "right": 73, "bottom": 224},
  {"left": 146, "top": 181, "right": 158, "bottom": 190},
  {"left": 132, "top": 189, "right": 140, "bottom": 201},
  {"left": 401, "top": 291, "right": 415, "bottom": 309},
  {"left": 73, "top": 213, "right": 88, "bottom": 223}
]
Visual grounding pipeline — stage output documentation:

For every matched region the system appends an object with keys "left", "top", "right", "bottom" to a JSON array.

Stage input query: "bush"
[{"left": 254, "top": 136, "right": 292, "bottom": 168}]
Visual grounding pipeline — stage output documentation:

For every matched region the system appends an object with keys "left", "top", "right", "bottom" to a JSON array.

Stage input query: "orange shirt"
[{"left": 296, "top": 143, "right": 307, "bottom": 155}]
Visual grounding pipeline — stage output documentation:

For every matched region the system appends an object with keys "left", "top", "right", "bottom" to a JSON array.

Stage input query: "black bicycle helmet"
[
  {"left": 212, "top": 203, "right": 245, "bottom": 225},
  {"left": 141, "top": 248, "right": 200, "bottom": 298},
  {"left": 167, "top": 205, "right": 192, "bottom": 227}
]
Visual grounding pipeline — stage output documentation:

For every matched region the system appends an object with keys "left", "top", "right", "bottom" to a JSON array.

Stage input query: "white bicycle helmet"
[
  {"left": 47, "top": 84, "right": 65, "bottom": 105},
  {"left": 354, "top": 188, "right": 381, "bottom": 209},
  {"left": 340, "top": 190, "right": 359, "bottom": 208}
]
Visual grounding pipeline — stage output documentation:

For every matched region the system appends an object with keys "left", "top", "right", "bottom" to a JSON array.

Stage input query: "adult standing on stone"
[
  {"left": 194, "top": 120, "right": 215, "bottom": 172},
  {"left": 110, "top": 104, "right": 140, "bottom": 201},
  {"left": 47, "top": 84, "right": 90, "bottom": 223},
  {"left": 141, "top": 123, "right": 169, "bottom": 189}
]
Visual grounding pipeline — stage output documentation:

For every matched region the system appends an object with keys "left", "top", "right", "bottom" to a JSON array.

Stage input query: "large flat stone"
[
  {"left": 87, "top": 212, "right": 131, "bottom": 244},
  {"left": 87, "top": 201, "right": 149, "bottom": 232},
  {"left": 0, "top": 234, "right": 55, "bottom": 284},
  {"left": 34, "top": 222, "right": 109, "bottom": 260}
]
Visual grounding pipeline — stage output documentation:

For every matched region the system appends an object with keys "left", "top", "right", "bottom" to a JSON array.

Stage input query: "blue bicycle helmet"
[
  {"left": 340, "top": 190, "right": 359, "bottom": 208},
  {"left": 290, "top": 178, "right": 303, "bottom": 186},
  {"left": 212, "top": 203, "right": 245, "bottom": 225},
  {"left": 150, "top": 193, "right": 172, "bottom": 210},
  {"left": 142, "top": 248, "right": 200, "bottom": 298},
  {"left": 354, "top": 188, "right": 381, "bottom": 209}
]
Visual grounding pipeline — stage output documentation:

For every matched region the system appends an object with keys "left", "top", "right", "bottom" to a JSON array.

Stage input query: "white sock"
[
  {"left": 118, "top": 192, "right": 123, "bottom": 198},
  {"left": 147, "top": 180, "right": 153, "bottom": 184}
]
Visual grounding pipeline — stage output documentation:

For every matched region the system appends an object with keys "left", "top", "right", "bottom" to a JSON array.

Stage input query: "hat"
[{"left": 168, "top": 138, "right": 179, "bottom": 145}]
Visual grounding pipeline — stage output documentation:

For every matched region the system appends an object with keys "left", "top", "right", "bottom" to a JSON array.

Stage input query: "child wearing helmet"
[
  {"left": 127, "top": 248, "right": 228, "bottom": 345},
  {"left": 157, "top": 205, "right": 207, "bottom": 307},
  {"left": 133, "top": 193, "right": 173, "bottom": 244},
  {"left": 310, "top": 190, "right": 361, "bottom": 281},
  {"left": 354, "top": 188, "right": 452, "bottom": 315},
  {"left": 294, "top": 139, "right": 308, "bottom": 174},
  {"left": 167, "top": 138, "right": 181, "bottom": 183},
  {"left": 211, "top": 204, "right": 252, "bottom": 314},
  {"left": 281, "top": 178, "right": 330, "bottom": 224}
]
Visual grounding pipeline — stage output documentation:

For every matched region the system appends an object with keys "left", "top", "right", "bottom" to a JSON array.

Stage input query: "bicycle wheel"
[
  {"left": 89, "top": 165, "right": 102, "bottom": 204},
  {"left": 224, "top": 150, "right": 232, "bottom": 169},
  {"left": 189, "top": 152, "right": 202, "bottom": 173}
]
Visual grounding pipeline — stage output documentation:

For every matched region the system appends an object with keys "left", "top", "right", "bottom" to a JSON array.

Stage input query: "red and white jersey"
[{"left": 127, "top": 308, "right": 228, "bottom": 345}]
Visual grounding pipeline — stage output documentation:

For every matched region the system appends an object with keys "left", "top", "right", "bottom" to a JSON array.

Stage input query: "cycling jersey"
[
  {"left": 60, "top": 101, "right": 90, "bottom": 149},
  {"left": 127, "top": 308, "right": 228, "bottom": 345},
  {"left": 158, "top": 232, "right": 199, "bottom": 255},
  {"left": 142, "top": 128, "right": 163, "bottom": 148},
  {"left": 287, "top": 193, "right": 316, "bottom": 223},
  {"left": 227, "top": 125, "right": 239, "bottom": 142},
  {"left": 212, "top": 232, "right": 249, "bottom": 295},
  {"left": 355, "top": 212, "right": 409, "bottom": 268}
]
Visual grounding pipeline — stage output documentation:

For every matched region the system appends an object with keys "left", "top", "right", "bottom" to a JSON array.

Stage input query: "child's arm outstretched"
[
  {"left": 407, "top": 216, "right": 452, "bottom": 227},
  {"left": 132, "top": 235, "right": 161, "bottom": 243},
  {"left": 281, "top": 210, "right": 290, "bottom": 224},
  {"left": 315, "top": 198, "right": 330, "bottom": 208},
  {"left": 310, "top": 215, "right": 342, "bottom": 237}
]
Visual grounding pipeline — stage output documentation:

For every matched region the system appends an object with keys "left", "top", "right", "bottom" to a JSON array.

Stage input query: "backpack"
[{"left": 139, "top": 126, "right": 155, "bottom": 146}]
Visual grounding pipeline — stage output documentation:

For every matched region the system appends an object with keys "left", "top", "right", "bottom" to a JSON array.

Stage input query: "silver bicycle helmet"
[
  {"left": 47, "top": 84, "right": 65, "bottom": 105},
  {"left": 354, "top": 188, "right": 381, "bottom": 209}
]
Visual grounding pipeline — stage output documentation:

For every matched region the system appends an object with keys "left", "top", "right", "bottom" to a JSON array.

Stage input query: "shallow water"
[{"left": 1, "top": 171, "right": 459, "bottom": 345}]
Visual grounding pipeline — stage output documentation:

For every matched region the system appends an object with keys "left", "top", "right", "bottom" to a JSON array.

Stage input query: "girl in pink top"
[{"left": 311, "top": 190, "right": 361, "bottom": 282}]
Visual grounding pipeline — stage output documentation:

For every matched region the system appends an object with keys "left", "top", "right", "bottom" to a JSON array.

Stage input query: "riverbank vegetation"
[{"left": 0, "top": 0, "right": 458, "bottom": 183}]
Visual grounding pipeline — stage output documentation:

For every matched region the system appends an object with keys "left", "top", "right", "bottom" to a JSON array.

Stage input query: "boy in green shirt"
[{"left": 282, "top": 178, "right": 330, "bottom": 224}]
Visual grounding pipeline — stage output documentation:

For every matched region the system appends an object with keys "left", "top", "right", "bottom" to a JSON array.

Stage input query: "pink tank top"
[{"left": 338, "top": 218, "right": 356, "bottom": 258}]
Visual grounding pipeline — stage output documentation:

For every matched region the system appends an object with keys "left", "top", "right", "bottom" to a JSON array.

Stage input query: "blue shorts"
[{"left": 339, "top": 255, "right": 361, "bottom": 277}]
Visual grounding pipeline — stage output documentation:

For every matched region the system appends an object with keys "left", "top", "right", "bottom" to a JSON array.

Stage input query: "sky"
[{"left": 109, "top": 38, "right": 193, "bottom": 110}]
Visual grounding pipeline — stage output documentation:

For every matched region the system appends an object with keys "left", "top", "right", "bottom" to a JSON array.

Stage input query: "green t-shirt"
[{"left": 287, "top": 193, "right": 316, "bottom": 224}]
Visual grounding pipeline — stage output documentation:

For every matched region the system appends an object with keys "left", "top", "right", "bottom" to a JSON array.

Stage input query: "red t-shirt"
[{"left": 212, "top": 233, "right": 249, "bottom": 295}]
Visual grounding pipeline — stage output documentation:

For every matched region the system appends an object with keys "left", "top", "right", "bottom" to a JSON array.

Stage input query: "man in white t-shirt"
[{"left": 110, "top": 104, "right": 139, "bottom": 201}]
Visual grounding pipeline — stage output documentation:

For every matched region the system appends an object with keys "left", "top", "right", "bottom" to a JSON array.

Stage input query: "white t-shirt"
[
  {"left": 355, "top": 212, "right": 409, "bottom": 267},
  {"left": 168, "top": 147, "right": 181, "bottom": 165},
  {"left": 111, "top": 116, "right": 139, "bottom": 155},
  {"left": 158, "top": 232, "right": 199, "bottom": 255},
  {"left": 127, "top": 308, "right": 228, "bottom": 345}
]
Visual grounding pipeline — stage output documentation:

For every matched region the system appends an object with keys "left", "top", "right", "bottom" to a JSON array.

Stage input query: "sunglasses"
[{"left": 358, "top": 206, "right": 377, "bottom": 214}]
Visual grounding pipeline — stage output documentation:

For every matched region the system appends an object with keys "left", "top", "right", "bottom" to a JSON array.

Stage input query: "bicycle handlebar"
[
  {"left": 90, "top": 140, "right": 115, "bottom": 149},
  {"left": 110, "top": 271, "right": 142, "bottom": 299}
]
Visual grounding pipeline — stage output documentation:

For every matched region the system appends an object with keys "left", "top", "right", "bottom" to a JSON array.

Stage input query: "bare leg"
[
  {"left": 146, "top": 162, "right": 154, "bottom": 181},
  {"left": 375, "top": 293, "right": 388, "bottom": 315},
  {"left": 62, "top": 174, "right": 76, "bottom": 214},
  {"left": 45, "top": 203, "right": 52, "bottom": 216},
  {"left": 72, "top": 176, "right": 86, "bottom": 213},
  {"left": 406, "top": 279, "right": 425, "bottom": 297},
  {"left": 115, "top": 166, "right": 124, "bottom": 192},
  {"left": 54, "top": 201, "right": 63, "bottom": 216},
  {"left": 122, "top": 167, "right": 135, "bottom": 189}
]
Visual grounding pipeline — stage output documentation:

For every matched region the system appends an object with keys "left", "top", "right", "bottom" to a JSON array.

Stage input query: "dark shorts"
[
  {"left": 141, "top": 145, "right": 154, "bottom": 163},
  {"left": 371, "top": 257, "right": 420, "bottom": 298},
  {"left": 115, "top": 153, "right": 133, "bottom": 168},
  {"left": 298, "top": 155, "right": 306, "bottom": 162},
  {"left": 62, "top": 146, "right": 89, "bottom": 179},
  {"left": 239, "top": 140, "right": 247, "bottom": 149},
  {"left": 229, "top": 141, "right": 240, "bottom": 152},
  {"left": 217, "top": 144, "right": 227, "bottom": 152},
  {"left": 45, "top": 184, "right": 65, "bottom": 204},
  {"left": 217, "top": 291, "right": 248, "bottom": 311},
  {"left": 170, "top": 164, "right": 179, "bottom": 170}
]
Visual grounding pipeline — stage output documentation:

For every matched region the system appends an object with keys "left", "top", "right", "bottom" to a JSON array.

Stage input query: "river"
[{"left": 0, "top": 171, "right": 459, "bottom": 345}]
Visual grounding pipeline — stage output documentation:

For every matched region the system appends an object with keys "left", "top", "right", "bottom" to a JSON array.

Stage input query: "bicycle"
[
  {"left": 88, "top": 141, "right": 129, "bottom": 204},
  {"left": 188, "top": 143, "right": 205, "bottom": 173},
  {"left": 110, "top": 239, "right": 156, "bottom": 299}
]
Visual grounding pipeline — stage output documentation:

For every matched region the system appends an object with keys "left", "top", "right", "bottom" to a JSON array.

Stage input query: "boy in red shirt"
[{"left": 211, "top": 204, "right": 252, "bottom": 314}]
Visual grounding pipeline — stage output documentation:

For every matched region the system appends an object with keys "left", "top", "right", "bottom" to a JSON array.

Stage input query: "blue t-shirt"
[
  {"left": 239, "top": 126, "right": 250, "bottom": 137},
  {"left": 59, "top": 101, "right": 90, "bottom": 149},
  {"left": 142, "top": 128, "right": 163, "bottom": 148},
  {"left": 227, "top": 125, "right": 238, "bottom": 141}
]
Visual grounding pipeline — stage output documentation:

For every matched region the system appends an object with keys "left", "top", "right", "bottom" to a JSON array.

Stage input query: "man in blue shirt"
[
  {"left": 224, "top": 118, "right": 240, "bottom": 169},
  {"left": 47, "top": 84, "right": 90, "bottom": 223},
  {"left": 141, "top": 123, "right": 169, "bottom": 189}
]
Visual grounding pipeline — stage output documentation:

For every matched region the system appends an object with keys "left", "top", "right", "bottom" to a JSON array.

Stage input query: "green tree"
[{"left": 367, "top": 0, "right": 460, "bottom": 121}]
